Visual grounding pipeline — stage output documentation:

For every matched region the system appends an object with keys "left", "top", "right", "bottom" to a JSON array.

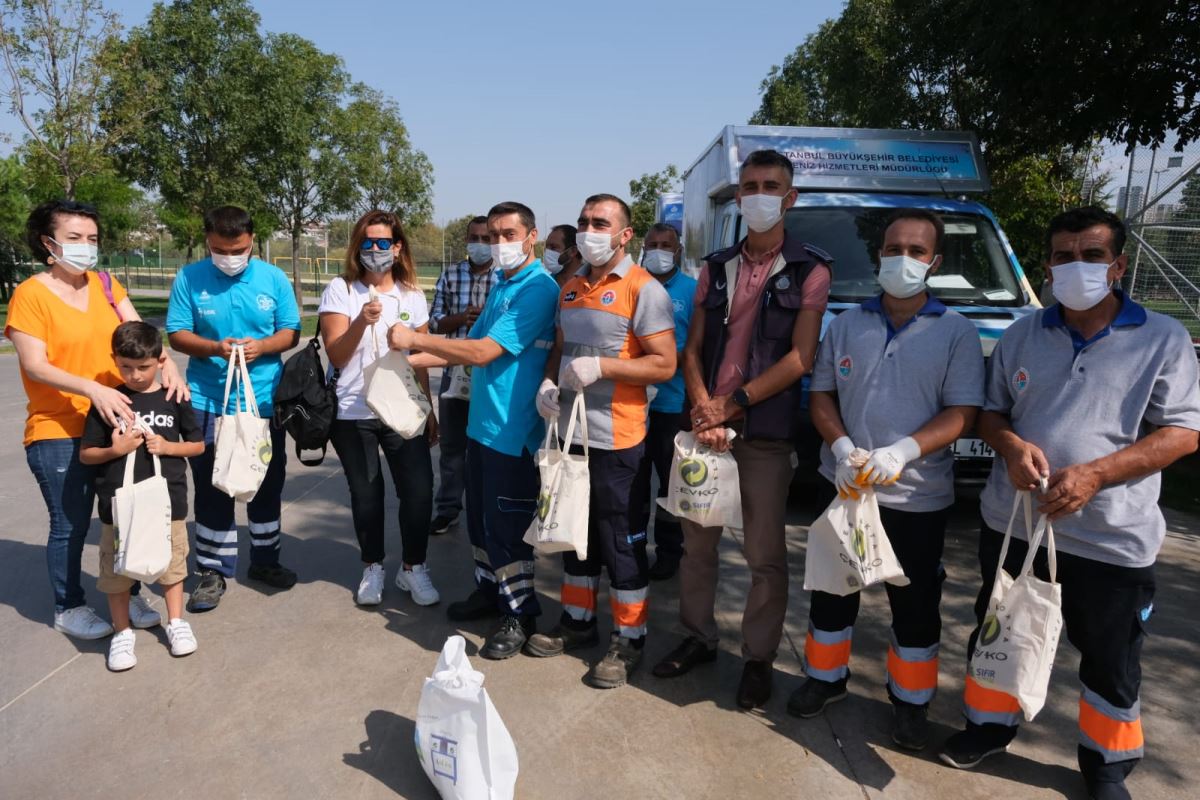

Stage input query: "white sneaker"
[
  {"left": 129, "top": 594, "right": 162, "bottom": 629},
  {"left": 395, "top": 563, "right": 440, "bottom": 606},
  {"left": 107, "top": 628, "right": 137, "bottom": 671},
  {"left": 54, "top": 606, "right": 114, "bottom": 640},
  {"left": 165, "top": 619, "right": 198, "bottom": 657},
  {"left": 357, "top": 563, "right": 385, "bottom": 606}
]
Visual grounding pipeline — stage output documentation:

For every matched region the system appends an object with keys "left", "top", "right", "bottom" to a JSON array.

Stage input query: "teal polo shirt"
[
  {"left": 165, "top": 257, "right": 301, "bottom": 417},
  {"left": 649, "top": 269, "right": 697, "bottom": 415},
  {"left": 465, "top": 259, "right": 560, "bottom": 457}
]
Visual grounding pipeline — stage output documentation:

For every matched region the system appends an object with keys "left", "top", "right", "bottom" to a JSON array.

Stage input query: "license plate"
[{"left": 953, "top": 438, "right": 995, "bottom": 458}]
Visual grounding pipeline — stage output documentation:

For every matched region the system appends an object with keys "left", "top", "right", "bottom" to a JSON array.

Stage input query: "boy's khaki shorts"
[{"left": 98, "top": 520, "right": 189, "bottom": 593}]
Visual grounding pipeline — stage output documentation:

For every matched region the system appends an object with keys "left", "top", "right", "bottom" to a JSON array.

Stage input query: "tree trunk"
[{"left": 291, "top": 228, "right": 304, "bottom": 313}]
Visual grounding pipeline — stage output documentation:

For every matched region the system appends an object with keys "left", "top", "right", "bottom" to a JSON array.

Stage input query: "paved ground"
[{"left": 1, "top": 351, "right": 1198, "bottom": 800}]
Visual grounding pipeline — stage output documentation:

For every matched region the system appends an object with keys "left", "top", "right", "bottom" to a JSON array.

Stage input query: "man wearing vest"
[
  {"left": 428, "top": 216, "right": 499, "bottom": 535},
  {"left": 788, "top": 209, "right": 985, "bottom": 752},
  {"left": 938, "top": 207, "right": 1200, "bottom": 800},
  {"left": 652, "top": 150, "right": 831, "bottom": 709},
  {"left": 392, "top": 202, "right": 560, "bottom": 660},
  {"left": 526, "top": 193, "right": 677, "bottom": 689},
  {"left": 631, "top": 222, "right": 696, "bottom": 581},
  {"left": 165, "top": 206, "right": 302, "bottom": 613}
]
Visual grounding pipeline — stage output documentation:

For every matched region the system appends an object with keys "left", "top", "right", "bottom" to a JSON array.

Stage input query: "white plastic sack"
[
  {"left": 656, "top": 430, "right": 743, "bottom": 529},
  {"left": 365, "top": 321, "right": 431, "bottom": 439},
  {"left": 803, "top": 491, "right": 910, "bottom": 596},
  {"left": 212, "top": 344, "right": 272, "bottom": 502},
  {"left": 113, "top": 426, "right": 172, "bottom": 583},
  {"left": 441, "top": 364, "right": 472, "bottom": 401},
  {"left": 968, "top": 487, "right": 1063, "bottom": 721},
  {"left": 415, "top": 635, "right": 519, "bottom": 800},
  {"left": 524, "top": 393, "right": 590, "bottom": 560}
]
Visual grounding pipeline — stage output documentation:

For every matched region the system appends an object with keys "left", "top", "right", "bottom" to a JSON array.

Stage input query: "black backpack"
[{"left": 273, "top": 336, "right": 338, "bottom": 466}]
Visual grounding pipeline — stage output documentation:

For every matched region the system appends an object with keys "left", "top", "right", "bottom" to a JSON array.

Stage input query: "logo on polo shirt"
[
  {"left": 563, "top": 291, "right": 577, "bottom": 303},
  {"left": 256, "top": 294, "right": 276, "bottom": 312},
  {"left": 1013, "top": 367, "right": 1030, "bottom": 393},
  {"left": 837, "top": 355, "right": 853, "bottom": 380},
  {"left": 399, "top": 311, "right": 411, "bottom": 322},
  {"left": 672, "top": 299, "right": 685, "bottom": 314},
  {"left": 600, "top": 290, "right": 616, "bottom": 306},
  {"left": 198, "top": 290, "right": 212, "bottom": 303}
]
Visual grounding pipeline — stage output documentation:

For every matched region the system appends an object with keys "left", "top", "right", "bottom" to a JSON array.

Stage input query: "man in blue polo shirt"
[
  {"left": 631, "top": 222, "right": 696, "bottom": 581},
  {"left": 393, "top": 201, "right": 559, "bottom": 660},
  {"left": 939, "top": 207, "right": 1200, "bottom": 800},
  {"left": 788, "top": 209, "right": 984, "bottom": 752},
  {"left": 166, "top": 206, "right": 301, "bottom": 612}
]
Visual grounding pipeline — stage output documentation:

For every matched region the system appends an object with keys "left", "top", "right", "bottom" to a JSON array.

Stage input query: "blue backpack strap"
[{"left": 97, "top": 271, "right": 123, "bottom": 321}]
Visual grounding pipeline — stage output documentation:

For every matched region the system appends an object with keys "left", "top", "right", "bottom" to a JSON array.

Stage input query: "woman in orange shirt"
[{"left": 5, "top": 200, "right": 187, "bottom": 640}]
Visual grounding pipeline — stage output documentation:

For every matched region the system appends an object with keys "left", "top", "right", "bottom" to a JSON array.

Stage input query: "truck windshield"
[{"left": 783, "top": 207, "right": 1025, "bottom": 307}]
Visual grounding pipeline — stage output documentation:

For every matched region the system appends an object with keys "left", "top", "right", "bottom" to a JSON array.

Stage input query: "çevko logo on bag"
[
  {"left": 257, "top": 439, "right": 273, "bottom": 468},
  {"left": 679, "top": 457, "right": 708, "bottom": 487},
  {"left": 980, "top": 614, "right": 1003, "bottom": 647},
  {"left": 537, "top": 490, "right": 552, "bottom": 521}
]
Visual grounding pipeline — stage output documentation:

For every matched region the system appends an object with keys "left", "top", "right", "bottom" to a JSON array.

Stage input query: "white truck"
[{"left": 676, "top": 125, "right": 1042, "bottom": 483}]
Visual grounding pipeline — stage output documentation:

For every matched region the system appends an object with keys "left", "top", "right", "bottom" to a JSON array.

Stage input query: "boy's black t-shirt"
[{"left": 81, "top": 386, "right": 203, "bottom": 524}]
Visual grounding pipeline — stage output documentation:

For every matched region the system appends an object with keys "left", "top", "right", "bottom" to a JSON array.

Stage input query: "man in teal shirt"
[
  {"left": 166, "top": 206, "right": 301, "bottom": 612},
  {"left": 393, "top": 201, "right": 559, "bottom": 660}
]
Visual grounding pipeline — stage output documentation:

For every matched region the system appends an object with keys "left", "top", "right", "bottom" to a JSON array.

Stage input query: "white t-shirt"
[{"left": 317, "top": 277, "right": 430, "bottom": 420}]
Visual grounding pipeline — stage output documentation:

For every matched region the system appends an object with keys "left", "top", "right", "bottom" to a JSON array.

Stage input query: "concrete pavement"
[{"left": 0, "top": 351, "right": 1198, "bottom": 799}]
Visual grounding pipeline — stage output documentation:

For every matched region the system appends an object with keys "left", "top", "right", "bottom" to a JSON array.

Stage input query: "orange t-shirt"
[{"left": 5, "top": 272, "right": 128, "bottom": 445}]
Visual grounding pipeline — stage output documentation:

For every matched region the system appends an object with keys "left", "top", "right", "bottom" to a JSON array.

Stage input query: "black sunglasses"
[{"left": 360, "top": 237, "right": 394, "bottom": 251}]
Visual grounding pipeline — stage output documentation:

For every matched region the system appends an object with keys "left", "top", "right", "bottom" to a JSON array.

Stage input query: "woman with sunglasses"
[
  {"left": 6, "top": 200, "right": 188, "bottom": 639},
  {"left": 319, "top": 210, "right": 440, "bottom": 607}
]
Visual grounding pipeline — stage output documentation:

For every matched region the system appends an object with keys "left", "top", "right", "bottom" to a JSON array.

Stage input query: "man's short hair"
[
  {"left": 25, "top": 199, "right": 101, "bottom": 264},
  {"left": 1046, "top": 206, "right": 1126, "bottom": 257},
  {"left": 883, "top": 209, "right": 945, "bottom": 254},
  {"left": 740, "top": 149, "right": 795, "bottom": 182},
  {"left": 583, "top": 193, "right": 632, "bottom": 229},
  {"left": 487, "top": 202, "right": 536, "bottom": 234},
  {"left": 203, "top": 206, "right": 254, "bottom": 238},
  {"left": 468, "top": 215, "right": 488, "bottom": 228},
  {"left": 112, "top": 320, "right": 163, "bottom": 360},
  {"left": 646, "top": 222, "right": 681, "bottom": 246},
  {"left": 550, "top": 224, "right": 577, "bottom": 250}
]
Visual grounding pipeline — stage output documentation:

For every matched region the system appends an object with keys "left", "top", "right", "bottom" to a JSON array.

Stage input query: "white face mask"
[
  {"left": 466, "top": 242, "right": 491, "bottom": 265},
  {"left": 542, "top": 249, "right": 563, "bottom": 275},
  {"left": 212, "top": 252, "right": 250, "bottom": 276},
  {"left": 1051, "top": 260, "right": 1115, "bottom": 311},
  {"left": 577, "top": 229, "right": 624, "bottom": 266},
  {"left": 739, "top": 192, "right": 788, "bottom": 233},
  {"left": 877, "top": 254, "right": 936, "bottom": 299},
  {"left": 49, "top": 238, "right": 98, "bottom": 273},
  {"left": 642, "top": 248, "right": 676, "bottom": 275},
  {"left": 490, "top": 234, "right": 530, "bottom": 270}
]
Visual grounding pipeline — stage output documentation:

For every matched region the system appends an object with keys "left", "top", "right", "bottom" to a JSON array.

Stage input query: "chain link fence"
[{"left": 1118, "top": 142, "right": 1200, "bottom": 347}]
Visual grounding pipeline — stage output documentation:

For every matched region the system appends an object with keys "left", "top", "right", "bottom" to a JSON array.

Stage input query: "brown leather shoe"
[
  {"left": 737, "top": 660, "right": 773, "bottom": 709},
  {"left": 652, "top": 636, "right": 717, "bottom": 678}
]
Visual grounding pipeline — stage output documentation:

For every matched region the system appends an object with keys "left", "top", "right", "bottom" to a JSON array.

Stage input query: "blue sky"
[{"left": 2, "top": 0, "right": 844, "bottom": 234}]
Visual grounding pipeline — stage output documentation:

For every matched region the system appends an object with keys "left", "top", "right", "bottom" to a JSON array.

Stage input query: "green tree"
[
  {"left": 628, "top": 165, "right": 679, "bottom": 237},
  {"left": 441, "top": 214, "right": 476, "bottom": 264},
  {"left": 0, "top": 154, "right": 30, "bottom": 299},
  {"left": 257, "top": 33, "right": 353, "bottom": 307},
  {"left": 100, "top": 0, "right": 271, "bottom": 257},
  {"left": 336, "top": 85, "right": 434, "bottom": 224},
  {"left": 0, "top": 0, "right": 126, "bottom": 198}
]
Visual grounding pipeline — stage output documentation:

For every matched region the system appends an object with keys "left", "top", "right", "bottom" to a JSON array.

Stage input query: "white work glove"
[
  {"left": 535, "top": 378, "right": 560, "bottom": 420},
  {"left": 831, "top": 436, "right": 871, "bottom": 500},
  {"left": 561, "top": 356, "right": 602, "bottom": 391},
  {"left": 858, "top": 436, "right": 922, "bottom": 486}
]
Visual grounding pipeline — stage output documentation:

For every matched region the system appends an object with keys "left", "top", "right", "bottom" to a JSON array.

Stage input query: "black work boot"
[
  {"left": 587, "top": 635, "right": 644, "bottom": 689},
  {"left": 524, "top": 622, "right": 599, "bottom": 657},
  {"left": 891, "top": 702, "right": 931, "bottom": 751},
  {"left": 786, "top": 677, "right": 848, "bottom": 718},
  {"left": 481, "top": 615, "right": 536, "bottom": 660},
  {"left": 186, "top": 569, "right": 226, "bottom": 613}
]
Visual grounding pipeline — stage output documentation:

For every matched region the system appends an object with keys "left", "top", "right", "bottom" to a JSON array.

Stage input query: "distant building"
[{"left": 1118, "top": 185, "right": 1144, "bottom": 218}]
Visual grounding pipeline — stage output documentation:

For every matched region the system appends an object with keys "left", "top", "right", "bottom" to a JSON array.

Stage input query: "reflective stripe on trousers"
[
  {"left": 1080, "top": 685, "right": 1144, "bottom": 763},
  {"left": 494, "top": 559, "right": 536, "bottom": 614},
  {"left": 611, "top": 586, "right": 648, "bottom": 639},
  {"left": 886, "top": 631, "right": 939, "bottom": 706},
  {"left": 804, "top": 623, "right": 852, "bottom": 682},
  {"left": 561, "top": 573, "right": 599, "bottom": 623},
  {"left": 963, "top": 675, "right": 1023, "bottom": 727}
]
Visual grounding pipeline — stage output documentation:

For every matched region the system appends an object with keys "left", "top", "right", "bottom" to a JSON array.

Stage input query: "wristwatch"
[{"left": 732, "top": 387, "right": 752, "bottom": 408}]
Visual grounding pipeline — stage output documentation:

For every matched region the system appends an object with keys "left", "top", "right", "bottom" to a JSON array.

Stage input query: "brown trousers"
[{"left": 679, "top": 436, "right": 796, "bottom": 663}]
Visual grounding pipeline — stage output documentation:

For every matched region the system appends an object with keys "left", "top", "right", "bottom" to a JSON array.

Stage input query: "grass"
[{"left": 1142, "top": 299, "right": 1200, "bottom": 339}]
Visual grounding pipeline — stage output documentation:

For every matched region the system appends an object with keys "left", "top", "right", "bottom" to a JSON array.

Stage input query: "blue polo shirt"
[
  {"left": 649, "top": 269, "right": 697, "bottom": 414},
  {"left": 465, "top": 259, "right": 560, "bottom": 457},
  {"left": 165, "top": 257, "right": 301, "bottom": 417}
]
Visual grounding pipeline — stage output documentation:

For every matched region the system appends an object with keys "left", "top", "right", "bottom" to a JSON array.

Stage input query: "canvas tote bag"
[
  {"left": 524, "top": 393, "right": 590, "bottom": 560},
  {"left": 803, "top": 490, "right": 910, "bottom": 596},
  {"left": 364, "top": 317, "right": 431, "bottom": 439},
  {"left": 113, "top": 424, "right": 173, "bottom": 583},
  {"left": 657, "top": 430, "right": 743, "bottom": 529},
  {"left": 212, "top": 344, "right": 273, "bottom": 501}
]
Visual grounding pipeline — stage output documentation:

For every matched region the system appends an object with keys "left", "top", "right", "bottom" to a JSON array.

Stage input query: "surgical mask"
[
  {"left": 49, "top": 238, "right": 98, "bottom": 273},
  {"left": 466, "top": 242, "right": 491, "bottom": 265},
  {"left": 642, "top": 249, "right": 676, "bottom": 275},
  {"left": 877, "top": 254, "right": 935, "bottom": 299},
  {"left": 577, "top": 230, "right": 623, "bottom": 266},
  {"left": 360, "top": 249, "right": 394, "bottom": 273},
  {"left": 1051, "top": 260, "right": 1114, "bottom": 311},
  {"left": 543, "top": 249, "right": 564, "bottom": 275},
  {"left": 490, "top": 234, "right": 530, "bottom": 270},
  {"left": 739, "top": 193, "right": 787, "bottom": 233},
  {"left": 212, "top": 252, "right": 250, "bottom": 277}
]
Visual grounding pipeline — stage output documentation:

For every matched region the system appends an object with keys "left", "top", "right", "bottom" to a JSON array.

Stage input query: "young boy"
[{"left": 81, "top": 321, "right": 205, "bottom": 671}]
